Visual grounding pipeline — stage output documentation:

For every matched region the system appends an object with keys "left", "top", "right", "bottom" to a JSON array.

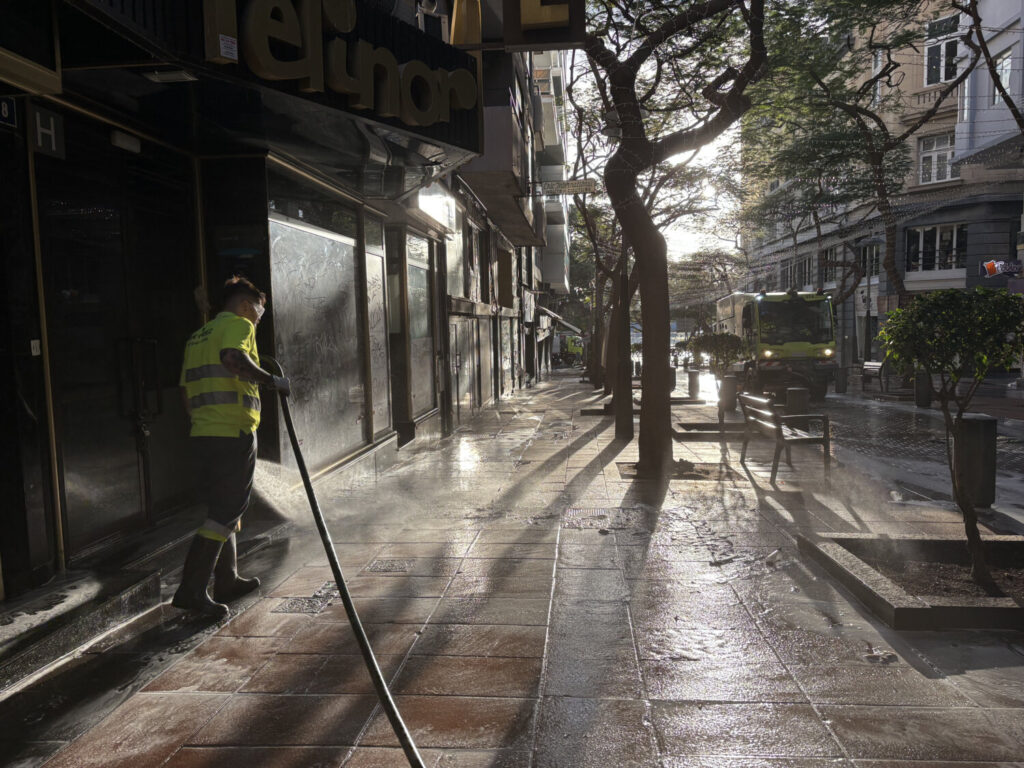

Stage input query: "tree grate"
[
  {"left": 364, "top": 559, "right": 414, "bottom": 573},
  {"left": 562, "top": 506, "right": 648, "bottom": 530},
  {"left": 271, "top": 581, "right": 340, "bottom": 614},
  {"left": 616, "top": 461, "right": 740, "bottom": 481}
]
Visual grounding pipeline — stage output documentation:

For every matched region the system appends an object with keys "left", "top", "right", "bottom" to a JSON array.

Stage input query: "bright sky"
[{"left": 663, "top": 129, "right": 739, "bottom": 261}]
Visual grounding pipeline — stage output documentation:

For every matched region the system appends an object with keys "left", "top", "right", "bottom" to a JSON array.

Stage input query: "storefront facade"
[{"left": 0, "top": 0, "right": 480, "bottom": 597}]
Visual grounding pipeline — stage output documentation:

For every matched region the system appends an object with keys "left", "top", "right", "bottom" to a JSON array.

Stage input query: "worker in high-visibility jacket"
[{"left": 172, "top": 276, "right": 290, "bottom": 618}]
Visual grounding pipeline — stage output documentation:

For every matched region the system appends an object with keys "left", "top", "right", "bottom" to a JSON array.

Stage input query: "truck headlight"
[
  {"left": 823, "top": 348, "right": 834, "bottom": 357},
  {"left": 763, "top": 349, "right": 773, "bottom": 358}
]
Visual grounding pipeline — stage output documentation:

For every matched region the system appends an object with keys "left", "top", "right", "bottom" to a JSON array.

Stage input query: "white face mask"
[{"left": 251, "top": 301, "right": 266, "bottom": 321}]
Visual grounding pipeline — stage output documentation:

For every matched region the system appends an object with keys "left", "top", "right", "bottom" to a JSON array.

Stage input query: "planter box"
[{"left": 797, "top": 532, "right": 1024, "bottom": 630}]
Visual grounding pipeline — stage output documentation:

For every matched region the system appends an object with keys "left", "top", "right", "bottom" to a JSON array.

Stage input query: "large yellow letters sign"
[
  {"left": 206, "top": 0, "right": 477, "bottom": 127},
  {"left": 520, "top": 0, "right": 569, "bottom": 30}
]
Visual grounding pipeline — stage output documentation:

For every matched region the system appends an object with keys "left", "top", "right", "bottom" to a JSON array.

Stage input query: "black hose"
[{"left": 263, "top": 358, "right": 426, "bottom": 768}]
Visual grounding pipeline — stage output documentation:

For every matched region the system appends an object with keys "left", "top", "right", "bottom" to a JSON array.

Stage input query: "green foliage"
[
  {"left": 740, "top": 0, "right": 925, "bottom": 260},
  {"left": 688, "top": 332, "right": 746, "bottom": 378},
  {"left": 878, "top": 289, "right": 1023, "bottom": 590},
  {"left": 878, "top": 288, "right": 1024, "bottom": 392}
]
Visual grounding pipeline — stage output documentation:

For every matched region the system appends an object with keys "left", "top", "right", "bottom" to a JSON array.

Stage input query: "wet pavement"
[{"left": 2, "top": 371, "right": 1024, "bottom": 767}]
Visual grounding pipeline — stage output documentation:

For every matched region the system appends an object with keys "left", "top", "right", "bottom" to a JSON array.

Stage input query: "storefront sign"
[
  {"left": 501, "top": 0, "right": 584, "bottom": 50},
  {"left": 204, "top": 0, "right": 478, "bottom": 128},
  {"left": 29, "top": 105, "right": 64, "bottom": 159},
  {"left": 541, "top": 178, "right": 596, "bottom": 195},
  {"left": 0, "top": 97, "right": 17, "bottom": 129}
]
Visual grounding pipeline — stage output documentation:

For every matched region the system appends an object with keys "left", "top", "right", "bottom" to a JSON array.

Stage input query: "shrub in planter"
[
  {"left": 688, "top": 333, "right": 745, "bottom": 419},
  {"left": 878, "top": 287, "right": 1024, "bottom": 590},
  {"left": 687, "top": 333, "right": 745, "bottom": 381}
]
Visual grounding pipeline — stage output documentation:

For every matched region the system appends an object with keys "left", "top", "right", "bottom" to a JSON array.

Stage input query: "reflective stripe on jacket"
[{"left": 179, "top": 312, "right": 261, "bottom": 437}]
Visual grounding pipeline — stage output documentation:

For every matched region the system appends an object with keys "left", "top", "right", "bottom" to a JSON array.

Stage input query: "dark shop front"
[{"left": 0, "top": 0, "right": 479, "bottom": 598}]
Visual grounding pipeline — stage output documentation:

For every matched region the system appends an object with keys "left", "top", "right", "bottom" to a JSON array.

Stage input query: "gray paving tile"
[
  {"left": 821, "top": 705, "right": 1023, "bottom": 761},
  {"left": 44, "top": 693, "right": 228, "bottom": 768},
  {"left": 411, "top": 623, "right": 547, "bottom": 658},
  {"left": 394, "top": 655, "right": 542, "bottom": 697},
  {"left": 164, "top": 746, "right": 351, "bottom": 767},
  {"left": 651, "top": 702, "right": 842, "bottom": 758},
  {"left": 430, "top": 598, "right": 550, "bottom": 626},
  {"left": 789, "top": 663, "right": 976, "bottom": 706},
  {"left": 359, "top": 696, "right": 535, "bottom": 750},
  {"left": 190, "top": 694, "right": 376, "bottom": 746},
  {"left": 644, "top": 659, "right": 807, "bottom": 703},
  {"left": 534, "top": 697, "right": 659, "bottom": 768}
]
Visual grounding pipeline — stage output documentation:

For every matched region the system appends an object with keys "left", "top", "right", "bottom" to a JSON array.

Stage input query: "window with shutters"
[
  {"left": 992, "top": 48, "right": 1012, "bottom": 105},
  {"left": 919, "top": 133, "right": 959, "bottom": 184},
  {"left": 925, "top": 14, "right": 960, "bottom": 86}
]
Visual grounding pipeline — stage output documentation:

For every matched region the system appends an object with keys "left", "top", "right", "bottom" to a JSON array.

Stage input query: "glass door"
[{"left": 36, "top": 116, "right": 200, "bottom": 558}]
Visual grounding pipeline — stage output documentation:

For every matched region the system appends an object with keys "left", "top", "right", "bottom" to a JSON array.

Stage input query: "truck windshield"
[{"left": 758, "top": 300, "right": 833, "bottom": 345}]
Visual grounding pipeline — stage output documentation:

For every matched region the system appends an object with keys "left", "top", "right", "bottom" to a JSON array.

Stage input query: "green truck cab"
[{"left": 715, "top": 290, "right": 837, "bottom": 400}]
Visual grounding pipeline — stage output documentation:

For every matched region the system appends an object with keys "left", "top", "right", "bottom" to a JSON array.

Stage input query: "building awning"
[
  {"left": 953, "top": 131, "right": 1024, "bottom": 170},
  {"left": 539, "top": 306, "right": 582, "bottom": 334}
]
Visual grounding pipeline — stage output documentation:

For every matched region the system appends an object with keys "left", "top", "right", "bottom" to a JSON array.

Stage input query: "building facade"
[
  {"left": 0, "top": 0, "right": 581, "bottom": 601},
  {"left": 741, "top": 0, "right": 1024, "bottom": 367}
]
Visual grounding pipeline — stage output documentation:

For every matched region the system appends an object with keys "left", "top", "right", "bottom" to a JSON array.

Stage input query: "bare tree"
[{"left": 583, "top": 0, "right": 768, "bottom": 474}]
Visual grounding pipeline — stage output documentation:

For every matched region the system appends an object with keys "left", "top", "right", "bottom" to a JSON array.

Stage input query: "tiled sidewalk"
[{"left": 21, "top": 374, "right": 1024, "bottom": 766}]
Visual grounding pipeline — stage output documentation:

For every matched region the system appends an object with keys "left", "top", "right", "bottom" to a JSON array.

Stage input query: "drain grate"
[
  {"left": 563, "top": 506, "right": 647, "bottom": 530},
  {"left": 364, "top": 559, "right": 414, "bottom": 574},
  {"left": 272, "top": 581, "right": 340, "bottom": 615},
  {"left": 616, "top": 461, "right": 740, "bottom": 481}
]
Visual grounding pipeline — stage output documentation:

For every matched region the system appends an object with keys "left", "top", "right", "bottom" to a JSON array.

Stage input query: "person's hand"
[{"left": 271, "top": 375, "right": 291, "bottom": 397}]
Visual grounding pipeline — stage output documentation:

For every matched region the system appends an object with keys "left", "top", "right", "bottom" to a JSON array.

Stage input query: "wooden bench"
[
  {"left": 738, "top": 393, "right": 831, "bottom": 484},
  {"left": 861, "top": 360, "right": 887, "bottom": 392}
]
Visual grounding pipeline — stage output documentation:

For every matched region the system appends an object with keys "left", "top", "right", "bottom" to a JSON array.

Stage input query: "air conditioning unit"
[{"left": 417, "top": 1, "right": 451, "bottom": 43}]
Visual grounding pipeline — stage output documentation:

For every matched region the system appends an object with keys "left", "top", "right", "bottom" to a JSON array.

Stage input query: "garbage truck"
[{"left": 714, "top": 289, "right": 837, "bottom": 400}]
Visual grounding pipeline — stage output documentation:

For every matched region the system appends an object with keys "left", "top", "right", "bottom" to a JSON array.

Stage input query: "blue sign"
[{"left": 0, "top": 97, "right": 16, "bottom": 129}]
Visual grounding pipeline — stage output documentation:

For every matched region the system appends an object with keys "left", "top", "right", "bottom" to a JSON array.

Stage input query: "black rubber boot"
[
  {"left": 213, "top": 533, "right": 261, "bottom": 603},
  {"left": 171, "top": 536, "right": 229, "bottom": 619}
]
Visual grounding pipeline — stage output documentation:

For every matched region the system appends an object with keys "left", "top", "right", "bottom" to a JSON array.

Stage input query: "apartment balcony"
[
  {"left": 459, "top": 105, "right": 544, "bottom": 245},
  {"left": 904, "top": 250, "right": 967, "bottom": 291},
  {"left": 540, "top": 222, "right": 570, "bottom": 293},
  {"left": 460, "top": 105, "right": 526, "bottom": 196},
  {"left": 537, "top": 95, "right": 566, "bottom": 165},
  {"left": 534, "top": 197, "right": 547, "bottom": 246}
]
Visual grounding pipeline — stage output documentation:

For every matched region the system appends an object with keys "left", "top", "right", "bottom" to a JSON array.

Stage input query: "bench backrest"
[
  {"left": 862, "top": 361, "right": 885, "bottom": 372},
  {"left": 738, "top": 393, "right": 781, "bottom": 431}
]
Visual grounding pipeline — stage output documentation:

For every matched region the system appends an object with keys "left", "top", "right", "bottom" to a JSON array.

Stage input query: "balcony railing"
[{"left": 905, "top": 250, "right": 967, "bottom": 272}]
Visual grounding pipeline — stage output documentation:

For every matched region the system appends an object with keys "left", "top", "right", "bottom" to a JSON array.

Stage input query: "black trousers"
[{"left": 193, "top": 430, "right": 257, "bottom": 540}]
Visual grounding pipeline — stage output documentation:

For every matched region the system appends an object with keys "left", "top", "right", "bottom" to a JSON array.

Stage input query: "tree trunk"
[
  {"left": 872, "top": 155, "right": 908, "bottom": 300},
  {"left": 604, "top": 276, "right": 621, "bottom": 398},
  {"left": 589, "top": 273, "right": 608, "bottom": 388},
  {"left": 605, "top": 159, "right": 672, "bottom": 474},
  {"left": 943, "top": 406, "right": 997, "bottom": 591}
]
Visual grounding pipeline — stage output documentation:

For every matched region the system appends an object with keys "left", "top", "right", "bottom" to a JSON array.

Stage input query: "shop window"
[
  {"left": 925, "top": 14, "right": 960, "bottom": 86},
  {"left": 446, "top": 208, "right": 466, "bottom": 298},
  {"left": 905, "top": 224, "right": 968, "bottom": 272},
  {"left": 365, "top": 217, "right": 384, "bottom": 252},
  {"left": 268, "top": 214, "right": 366, "bottom": 465},
  {"left": 919, "top": 133, "right": 959, "bottom": 184},
  {"left": 407, "top": 234, "right": 436, "bottom": 417}
]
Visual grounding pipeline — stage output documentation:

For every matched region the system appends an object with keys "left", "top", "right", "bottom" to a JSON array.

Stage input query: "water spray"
[{"left": 264, "top": 358, "right": 425, "bottom": 768}]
